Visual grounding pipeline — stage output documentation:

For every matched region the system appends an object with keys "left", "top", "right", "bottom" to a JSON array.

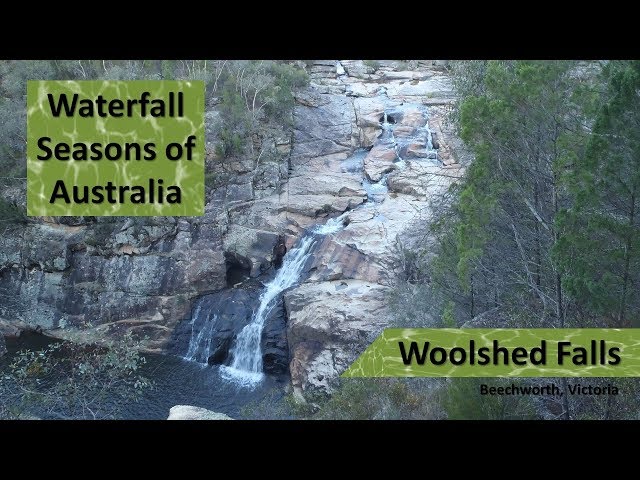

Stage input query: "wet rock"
[
  {"left": 272, "top": 235, "right": 287, "bottom": 269},
  {"left": 168, "top": 405, "right": 233, "bottom": 420},
  {"left": 364, "top": 145, "right": 397, "bottom": 182},
  {"left": 392, "top": 125, "right": 417, "bottom": 138},
  {"left": 404, "top": 143, "right": 430, "bottom": 159},
  {"left": 170, "top": 287, "right": 258, "bottom": 364},
  {"left": 287, "top": 173, "right": 365, "bottom": 199},
  {"left": 386, "top": 162, "right": 463, "bottom": 199},
  {"left": 261, "top": 297, "right": 289, "bottom": 375}
]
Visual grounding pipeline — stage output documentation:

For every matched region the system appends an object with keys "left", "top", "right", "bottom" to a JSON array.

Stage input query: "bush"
[
  {"left": 0, "top": 333, "right": 153, "bottom": 419},
  {"left": 313, "top": 378, "right": 444, "bottom": 420},
  {"left": 211, "top": 61, "right": 308, "bottom": 159},
  {"left": 441, "top": 378, "right": 537, "bottom": 420},
  {"left": 363, "top": 60, "right": 381, "bottom": 72}
]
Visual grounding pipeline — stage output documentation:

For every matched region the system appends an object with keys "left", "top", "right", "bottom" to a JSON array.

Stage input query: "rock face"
[
  {"left": 0, "top": 102, "right": 291, "bottom": 352},
  {"left": 168, "top": 283, "right": 289, "bottom": 373},
  {"left": 167, "top": 405, "right": 233, "bottom": 420},
  {"left": 0, "top": 334, "right": 6, "bottom": 357},
  {"left": 0, "top": 216, "right": 229, "bottom": 352},
  {"left": 0, "top": 60, "right": 463, "bottom": 400},
  {"left": 169, "top": 287, "right": 257, "bottom": 365},
  {"left": 285, "top": 280, "right": 390, "bottom": 393},
  {"left": 280, "top": 61, "right": 463, "bottom": 397}
]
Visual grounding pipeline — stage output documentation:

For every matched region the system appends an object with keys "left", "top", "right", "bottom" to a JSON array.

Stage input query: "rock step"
[
  {"left": 310, "top": 60, "right": 337, "bottom": 67},
  {"left": 309, "top": 61, "right": 337, "bottom": 81}
]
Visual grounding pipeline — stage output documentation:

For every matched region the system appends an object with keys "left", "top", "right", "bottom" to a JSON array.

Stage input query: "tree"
[
  {"left": 555, "top": 61, "right": 640, "bottom": 327},
  {"left": 430, "top": 61, "right": 593, "bottom": 331}
]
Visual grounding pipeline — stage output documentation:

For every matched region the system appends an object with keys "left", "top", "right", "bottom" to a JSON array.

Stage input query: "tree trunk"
[{"left": 618, "top": 192, "right": 635, "bottom": 326}]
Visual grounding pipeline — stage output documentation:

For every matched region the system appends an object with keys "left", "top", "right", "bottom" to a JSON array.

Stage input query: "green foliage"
[
  {"left": 0, "top": 61, "right": 54, "bottom": 171},
  {"left": 0, "top": 60, "right": 308, "bottom": 171},
  {"left": 239, "top": 390, "right": 299, "bottom": 419},
  {"left": 442, "top": 378, "right": 537, "bottom": 419},
  {"left": 554, "top": 61, "right": 640, "bottom": 326},
  {"left": 263, "top": 61, "right": 309, "bottom": 123},
  {"left": 209, "top": 61, "right": 308, "bottom": 158},
  {"left": 312, "top": 378, "right": 444, "bottom": 420},
  {"left": 0, "top": 333, "right": 153, "bottom": 419},
  {"left": 393, "top": 60, "right": 640, "bottom": 419},
  {"left": 161, "top": 60, "right": 175, "bottom": 79},
  {"left": 441, "top": 301, "right": 457, "bottom": 327},
  {"left": 363, "top": 60, "right": 381, "bottom": 72},
  {"left": 0, "top": 197, "right": 26, "bottom": 225},
  {"left": 569, "top": 378, "right": 640, "bottom": 420},
  {"left": 426, "top": 61, "right": 593, "bottom": 325}
]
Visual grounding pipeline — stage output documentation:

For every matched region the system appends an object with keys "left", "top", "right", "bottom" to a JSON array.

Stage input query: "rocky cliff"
[{"left": 0, "top": 60, "right": 466, "bottom": 397}]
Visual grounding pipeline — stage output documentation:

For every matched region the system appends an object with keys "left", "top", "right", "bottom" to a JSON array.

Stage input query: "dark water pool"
[{"left": 1, "top": 332, "right": 286, "bottom": 419}]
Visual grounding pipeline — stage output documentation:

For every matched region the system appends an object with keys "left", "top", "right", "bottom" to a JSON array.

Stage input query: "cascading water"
[
  {"left": 181, "top": 103, "right": 435, "bottom": 388},
  {"left": 184, "top": 306, "right": 219, "bottom": 365},
  {"left": 221, "top": 216, "right": 347, "bottom": 387},
  {"left": 425, "top": 122, "right": 438, "bottom": 162},
  {"left": 380, "top": 111, "right": 407, "bottom": 169}
]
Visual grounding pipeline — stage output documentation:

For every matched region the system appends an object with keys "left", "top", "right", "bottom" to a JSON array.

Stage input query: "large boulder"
[
  {"left": 284, "top": 280, "right": 390, "bottom": 395},
  {"left": 167, "top": 405, "right": 233, "bottom": 420},
  {"left": 353, "top": 97, "right": 386, "bottom": 148}
]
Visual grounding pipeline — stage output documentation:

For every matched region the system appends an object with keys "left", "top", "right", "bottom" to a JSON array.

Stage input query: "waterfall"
[
  {"left": 313, "top": 212, "right": 348, "bottom": 235},
  {"left": 382, "top": 112, "right": 389, "bottom": 128},
  {"left": 221, "top": 217, "right": 346, "bottom": 387},
  {"left": 380, "top": 111, "right": 406, "bottom": 170},
  {"left": 184, "top": 307, "right": 219, "bottom": 365},
  {"left": 425, "top": 122, "right": 438, "bottom": 162}
]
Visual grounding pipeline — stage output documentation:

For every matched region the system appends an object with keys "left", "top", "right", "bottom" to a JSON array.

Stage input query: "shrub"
[
  {"left": 363, "top": 60, "right": 381, "bottom": 72},
  {"left": 313, "top": 378, "right": 444, "bottom": 420},
  {"left": 0, "top": 333, "right": 153, "bottom": 419},
  {"left": 441, "top": 378, "right": 537, "bottom": 420}
]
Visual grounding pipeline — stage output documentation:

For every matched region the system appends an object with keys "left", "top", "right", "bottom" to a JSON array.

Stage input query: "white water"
[
  {"left": 222, "top": 218, "right": 347, "bottom": 387},
  {"left": 183, "top": 303, "right": 202, "bottom": 361},
  {"left": 381, "top": 111, "right": 407, "bottom": 170},
  {"left": 184, "top": 310, "right": 219, "bottom": 365},
  {"left": 363, "top": 177, "right": 388, "bottom": 203},
  {"left": 184, "top": 105, "right": 433, "bottom": 383},
  {"left": 313, "top": 212, "right": 348, "bottom": 234}
]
